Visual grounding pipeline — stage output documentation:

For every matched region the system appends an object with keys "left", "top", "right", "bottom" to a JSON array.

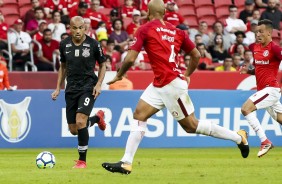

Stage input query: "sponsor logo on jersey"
[
  {"left": 0, "top": 97, "right": 31, "bottom": 143},
  {"left": 82, "top": 48, "right": 90, "bottom": 57},
  {"left": 83, "top": 43, "right": 90, "bottom": 47},
  {"left": 263, "top": 50, "right": 269, "bottom": 57},
  {"left": 156, "top": 27, "right": 176, "bottom": 35},
  {"left": 66, "top": 44, "right": 72, "bottom": 47},
  {"left": 254, "top": 59, "right": 269, "bottom": 64}
]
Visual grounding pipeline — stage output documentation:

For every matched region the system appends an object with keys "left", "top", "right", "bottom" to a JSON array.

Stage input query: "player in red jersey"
[
  {"left": 102, "top": 0, "right": 249, "bottom": 174},
  {"left": 240, "top": 19, "right": 282, "bottom": 158}
]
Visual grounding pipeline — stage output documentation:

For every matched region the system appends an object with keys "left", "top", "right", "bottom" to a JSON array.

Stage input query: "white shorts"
[
  {"left": 249, "top": 87, "right": 282, "bottom": 113},
  {"left": 140, "top": 77, "right": 195, "bottom": 121}
]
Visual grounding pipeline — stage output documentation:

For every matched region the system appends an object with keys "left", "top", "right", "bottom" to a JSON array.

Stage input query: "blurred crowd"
[{"left": 0, "top": 0, "right": 281, "bottom": 72}]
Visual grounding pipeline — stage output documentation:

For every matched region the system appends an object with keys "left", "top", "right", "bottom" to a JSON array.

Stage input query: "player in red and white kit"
[
  {"left": 240, "top": 19, "right": 282, "bottom": 158},
  {"left": 102, "top": 0, "right": 249, "bottom": 174}
]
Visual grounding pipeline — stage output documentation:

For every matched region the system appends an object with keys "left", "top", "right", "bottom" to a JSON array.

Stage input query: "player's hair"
[
  {"left": 43, "top": 28, "right": 51, "bottom": 34},
  {"left": 195, "top": 34, "right": 202, "bottom": 39},
  {"left": 196, "top": 43, "right": 205, "bottom": 49},
  {"left": 34, "top": 6, "right": 44, "bottom": 13},
  {"left": 60, "top": 33, "right": 69, "bottom": 40},
  {"left": 52, "top": 10, "right": 62, "bottom": 19},
  {"left": 112, "top": 18, "right": 123, "bottom": 29},
  {"left": 148, "top": 0, "right": 165, "bottom": 17},
  {"left": 258, "top": 19, "right": 273, "bottom": 30},
  {"left": 229, "top": 5, "right": 237, "bottom": 10},
  {"left": 232, "top": 53, "right": 241, "bottom": 59},
  {"left": 244, "top": 50, "right": 252, "bottom": 54}
]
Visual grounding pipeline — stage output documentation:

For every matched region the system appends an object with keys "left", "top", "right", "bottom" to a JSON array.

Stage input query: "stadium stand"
[
  {"left": 18, "top": 0, "right": 31, "bottom": 7},
  {"left": 233, "top": 0, "right": 246, "bottom": 8},
  {"left": 100, "top": 7, "right": 113, "bottom": 16},
  {"left": 272, "top": 29, "right": 280, "bottom": 45},
  {"left": 178, "top": 6, "right": 196, "bottom": 16},
  {"left": 215, "top": 6, "right": 231, "bottom": 19},
  {"left": 184, "top": 15, "right": 198, "bottom": 28},
  {"left": 1, "top": 0, "right": 18, "bottom": 5},
  {"left": 214, "top": 0, "right": 233, "bottom": 9},
  {"left": 176, "top": 0, "right": 194, "bottom": 7},
  {"left": 19, "top": 5, "right": 32, "bottom": 18},
  {"left": 194, "top": 0, "right": 213, "bottom": 9},
  {"left": 0, "top": 0, "right": 281, "bottom": 72},
  {"left": 122, "top": 17, "right": 132, "bottom": 30}
]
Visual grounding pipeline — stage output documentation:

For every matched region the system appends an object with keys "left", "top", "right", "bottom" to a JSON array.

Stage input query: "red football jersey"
[
  {"left": 45, "top": 0, "right": 67, "bottom": 12},
  {"left": 130, "top": 19, "right": 195, "bottom": 87},
  {"left": 164, "top": 11, "right": 184, "bottom": 26},
  {"left": 250, "top": 41, "right": 282, "bottom": 90},
  {"left": 0, "top": 23, "right": 8, "bottom": 40},
  {"left": 121, "top": 6, "right": 137, "bottom": 18}
]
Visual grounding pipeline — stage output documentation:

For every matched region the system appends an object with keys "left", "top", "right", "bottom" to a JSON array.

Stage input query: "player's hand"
[
  {"left": 106, "top": 76, "right": 123, "bottom": 85},
  {"left": 51, "top": 89, "right": 60, "bottom": 100},
  {"left": 93, "top": 84, "right": 102, "bottom": 99},
  {"left": 239, "top": 64, "right": 248, "bottom": 74}
]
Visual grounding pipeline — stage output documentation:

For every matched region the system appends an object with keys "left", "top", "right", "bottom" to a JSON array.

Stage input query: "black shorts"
[{"left": 65, "top": 91, "right": 96, "bottom": 124}]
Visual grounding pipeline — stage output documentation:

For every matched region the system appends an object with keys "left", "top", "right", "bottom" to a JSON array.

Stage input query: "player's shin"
[
  {"left": 77, "top": 127, "right": 89, "bottom": 161},
  {"left": 245, "top": 112, "right": 267, "bottom": 142},
  {"left": 121, "top": 120, "right": 147, "bottom": 164},
  {"left": 196, "top": 120, "right": 241, "bottom": 143}
]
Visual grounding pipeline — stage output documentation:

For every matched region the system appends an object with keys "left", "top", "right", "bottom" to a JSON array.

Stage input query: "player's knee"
[
  {"left": 133, "top": 110, "right": 147, "bottom": 121},
  {"left": 76, "top": 120, "right": 86, "bottom": 129},
  {"left": 69, "top": 128, "right": 77, "bottom": 135},
  {"left": 241, "top": 107, "right": 250, "bottom": 116},
  {"left": 178, "top": 115, "right": 198, "bottom": 133}
]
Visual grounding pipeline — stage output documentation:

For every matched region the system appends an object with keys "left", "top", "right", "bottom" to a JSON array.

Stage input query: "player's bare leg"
[
  {"left": 178, "top": 113, "right": 249, "bottom": 158},
  {"left": 102, "top": 99, "right": 159, "bottom": 174},
  {"left": 242, "top": 99, "right": 273, "bottom": 157}
]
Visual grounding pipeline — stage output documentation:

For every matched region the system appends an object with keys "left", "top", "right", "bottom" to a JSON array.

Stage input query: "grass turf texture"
[{"left": 0, "top": 148, "right": 281, "bottom": 184}]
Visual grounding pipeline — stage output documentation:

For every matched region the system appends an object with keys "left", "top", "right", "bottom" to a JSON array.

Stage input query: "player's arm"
[
  {"left": 51, "top": 62, "right": 66, "bottom": 100},
  {"left": 107, "top": 50, "right": 139, "bottom": 85},
  {"left": 97, "top": 62, "right": 106, "bottom": 86},
  {"left": 184, "top": 48, "right": 200, "bottom": 77},
  {"left": 93, "top": 62, "right": 106, "bottom": 99},
  {"left": 51, "top": 43, "right": 66, "bottom": 100}
]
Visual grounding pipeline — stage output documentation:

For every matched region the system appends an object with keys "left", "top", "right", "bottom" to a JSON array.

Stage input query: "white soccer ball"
[{"left": 36, "top": 151, "right": 56, "bottom": 169}]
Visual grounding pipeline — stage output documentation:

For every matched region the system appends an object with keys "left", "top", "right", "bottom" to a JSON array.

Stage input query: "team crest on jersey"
[
  {"left": 263, "top": 50, "right": 269, "bottom": 57},
  {"left": 82, "top": 48, "right": 90, "bottom": 57}
]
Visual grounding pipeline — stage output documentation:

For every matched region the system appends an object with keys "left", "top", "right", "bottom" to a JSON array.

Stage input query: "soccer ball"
[{"left": 36, "top": 151, "right": 56, "bottom": 169}]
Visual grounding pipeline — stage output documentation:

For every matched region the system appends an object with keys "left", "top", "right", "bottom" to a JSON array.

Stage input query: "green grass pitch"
[{"left": 0, "top": 147, "right": 282, "bottom": 184}]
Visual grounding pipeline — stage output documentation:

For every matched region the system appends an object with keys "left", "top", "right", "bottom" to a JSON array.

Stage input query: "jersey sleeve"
[
  {"left": 94, "top": 42, "right": 106, "bottom": 64},
  {"left": 272, "top": 44, "right": 282, "bottom": 61},
  {"left": 59, "top": 42, "right": 66, "bottom": 63},
  {"left": 129, "top": 26, "right": 145, "bottom": 52},
  {"left": 181, "top": 31, "right": 195, "bottom": 53}
]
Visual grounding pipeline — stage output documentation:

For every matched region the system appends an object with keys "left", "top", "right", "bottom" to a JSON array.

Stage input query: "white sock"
[
  {"left": 121, "top": 120, "right": 146, "bottom": 164},
  {"left": 245, "top": 112, "right": 267, "bottom": 142},
  {"left": 196, "top": 120, "right": 242, "bottom": 144}
]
